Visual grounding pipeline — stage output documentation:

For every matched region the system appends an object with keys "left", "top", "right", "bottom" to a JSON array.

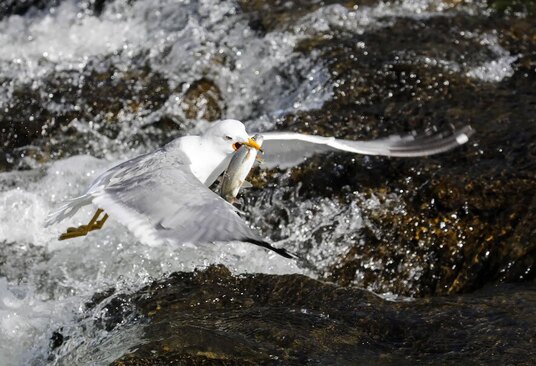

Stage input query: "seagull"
[{"left": 45, "top": 119, "right": 474, "bottom": 258}]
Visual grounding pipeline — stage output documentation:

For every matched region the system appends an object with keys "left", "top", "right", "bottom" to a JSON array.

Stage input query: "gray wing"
[
  {"left": 258, "top": 125, "right": 474, "bottom": 168},
  {"left": 90, "top": 150, "right": 294, "bottom": 258}
]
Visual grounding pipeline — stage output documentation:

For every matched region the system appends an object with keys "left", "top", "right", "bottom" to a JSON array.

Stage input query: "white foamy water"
[
  {"left": 0, "top": 1, "right": 146, "bottom": 79},
  {"left": 465, "top": 33, "right": 518, "bottom": 82}
]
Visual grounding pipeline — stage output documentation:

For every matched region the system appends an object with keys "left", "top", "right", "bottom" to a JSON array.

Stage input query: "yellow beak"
[{"left": 243, "top": 137, "right": 262, "bottom": 151}]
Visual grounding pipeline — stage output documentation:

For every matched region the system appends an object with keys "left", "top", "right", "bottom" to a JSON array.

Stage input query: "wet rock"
[
  {"left": 0, "top": 67, "right": 229, "bottom": 172},
  {"left": 489, "top": 0, "right": 536, "bottom": 14},
  {"left": 0, "top": 62, "right": 178, "bottom": 171},
  {"left": 244, "top": 11, "right": 536, "bottom": 296},
  {"left": 0, "top": 0, "right": 59, "bottom": 20},
  {"left": 238, "top": 0, "right": 378, "bottom": 33},
  {"left": 51, "top": 266, "right": 536, "bottom": 365},
  {"left": 50, "top": 331, "right": 64, "bottom": 351},
  {"left": 180, "top": 78, "right": 225, "bottom": 122},
  {"left": 0, "top": 0, "right": 112, "bottom": 20}
]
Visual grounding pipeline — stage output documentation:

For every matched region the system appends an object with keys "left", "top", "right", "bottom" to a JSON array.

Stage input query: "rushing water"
[{"left": 0, "top": 0, "right": 533, "bottom": 364}]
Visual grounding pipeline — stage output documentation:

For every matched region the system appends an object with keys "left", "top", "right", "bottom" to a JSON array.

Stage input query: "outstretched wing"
[
  {"left": 257, "top": 125, "right": 474, "bottom": 168},
  {"left": 91, "top": 151, "right": 294, "bottom": 258}
]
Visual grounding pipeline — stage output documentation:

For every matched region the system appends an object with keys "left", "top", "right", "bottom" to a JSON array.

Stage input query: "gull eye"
[{"left": 224, "top": 135, "right": 233, "bottom": 141}]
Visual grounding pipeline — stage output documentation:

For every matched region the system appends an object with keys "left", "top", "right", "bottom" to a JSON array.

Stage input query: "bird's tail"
[{"left": 44, "top": 195, "right": 91, "bottom": 227}]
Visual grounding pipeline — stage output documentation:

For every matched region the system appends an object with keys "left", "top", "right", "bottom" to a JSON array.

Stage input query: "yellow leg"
[
  {"left": 87, "top": 208, "right": 103, "bottom": 227},
  {"left": 90, "top": 213, "right": 108, "bottom": 230},
  {"left": 58, "top": 209, "right": 107, "bottom": 240}
]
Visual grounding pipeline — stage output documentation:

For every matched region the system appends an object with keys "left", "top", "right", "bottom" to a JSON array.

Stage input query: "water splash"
[{"left": 465, "top": 33, "right": 518, "bottom": 82}]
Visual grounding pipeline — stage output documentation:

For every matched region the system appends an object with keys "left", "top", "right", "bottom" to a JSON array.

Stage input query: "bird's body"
[
  {"left": 171, "top": 135, "right": 231, "bottom": 186},
  {"left": 46, "top": 119, "right": 474, "bottom": 258},
  {"left": 46, "top": 120, "right": 295, "bottom": 258}
]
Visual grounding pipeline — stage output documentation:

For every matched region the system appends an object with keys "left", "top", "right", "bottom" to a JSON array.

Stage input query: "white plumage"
[{"left": 258, "top": 125, "right": 474, "bottom": 168}]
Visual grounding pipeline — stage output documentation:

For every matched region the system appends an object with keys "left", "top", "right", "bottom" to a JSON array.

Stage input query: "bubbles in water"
[{"left": 465, "top": 33, "right": 518, "bottom": 82}]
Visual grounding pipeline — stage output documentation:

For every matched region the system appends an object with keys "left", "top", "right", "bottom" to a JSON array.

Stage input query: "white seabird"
[{"left": 45, "top": 119, "right": 474, "bottom": 258}]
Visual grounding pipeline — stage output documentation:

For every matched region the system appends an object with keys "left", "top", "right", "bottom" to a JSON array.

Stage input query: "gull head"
[{"left": 203, "top": 119, "right": 261, "bottom": 154}]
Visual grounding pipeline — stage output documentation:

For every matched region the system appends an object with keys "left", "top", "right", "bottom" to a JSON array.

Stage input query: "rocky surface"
[
  {"left": 241, "top": 7, "right": 536, "bottom": 296},
  {"left": 0, "top": 61, "right": 178, "bottom": 170},
  {"left": 50, "top": 265, "right": 536, "bottom": 365}
]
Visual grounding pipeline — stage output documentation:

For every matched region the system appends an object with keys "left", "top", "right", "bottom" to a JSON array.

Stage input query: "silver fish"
[{"left": 220, "top": 134, "right": 264, "bottom": 203}]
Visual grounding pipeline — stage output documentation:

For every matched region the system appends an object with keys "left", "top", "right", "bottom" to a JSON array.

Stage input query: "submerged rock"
[{"left": 51, "top": 265, "right": 535, "bottom": 365}]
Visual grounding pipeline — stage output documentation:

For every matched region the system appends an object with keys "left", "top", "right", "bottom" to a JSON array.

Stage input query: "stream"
[{"left": 0, "top": 0, "right": 534, "bottom": 364}]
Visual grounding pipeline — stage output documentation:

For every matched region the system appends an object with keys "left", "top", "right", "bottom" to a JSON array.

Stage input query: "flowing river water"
[{"left": 0, "top": 0, "right": 535, "bottom": 364}]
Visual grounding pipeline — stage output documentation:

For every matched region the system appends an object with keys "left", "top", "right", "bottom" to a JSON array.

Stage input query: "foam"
[
  {"left": 465, "top": 34, "right": 518, "bottom": 82},
  {"left": 0, "top": 0, "right": 147, "bottom": 80}
]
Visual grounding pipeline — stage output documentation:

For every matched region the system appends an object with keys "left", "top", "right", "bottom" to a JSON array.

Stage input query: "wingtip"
[
  {"left": 456, "top": 133, "right": 469, "bottom": 145},
  {"left": 244, "top": 238, "right": 299, "bottom": 260},
  {"left": 455, "top": 125, "right": 475, "bottom": 145},
  {"left": 273, "top": 246, "right": 300, "bottom": 260}
]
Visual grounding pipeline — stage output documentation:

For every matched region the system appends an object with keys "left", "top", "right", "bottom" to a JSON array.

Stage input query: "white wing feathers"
[
  {"left": 258, "top": 125, "right": 474, "bottom": 168},
  {"left": 90, "top": 151, "right": 295, "bottom": 258},
  {"left": 93, "top": 167, "right": 251, "bottom": 245}
]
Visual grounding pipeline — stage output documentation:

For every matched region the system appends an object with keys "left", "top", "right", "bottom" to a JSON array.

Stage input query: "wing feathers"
[
  {"left": 259, "top": 125, "right": 474, "bottom": 167},
  {"left": 89, "top": 153, "right": 293, "bottom": 258}
]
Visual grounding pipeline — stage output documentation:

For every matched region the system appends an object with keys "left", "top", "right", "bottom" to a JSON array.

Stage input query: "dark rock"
[
  {"left": 242, "top": 11, "right": 536, "bottom": 296},
  {"left": 0, "top": 61, "right": 178, "bottom": 171},
  {"left": 50, "top": 331, "right": 64, "bottom": 351},
  {"left": 238, "top": 0, "right": 378, "bottom": 32},
  {"left": 0, "top": 62, "right": 229, "bottom": 171},
  {"left": 51, "top": 266, "right": 536, "bottom": 365},
  {"left": 488, "top": 0, "right": 536, "bottom": 15},
  {"left": 0, "top": 0, "right": 59, "bottom": 20},
  {"left": 181, "top": 78, "right": 225, "bottom": 122},
  {"left": 0, "top": 0, "right": 114, "bottom": 20}
]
